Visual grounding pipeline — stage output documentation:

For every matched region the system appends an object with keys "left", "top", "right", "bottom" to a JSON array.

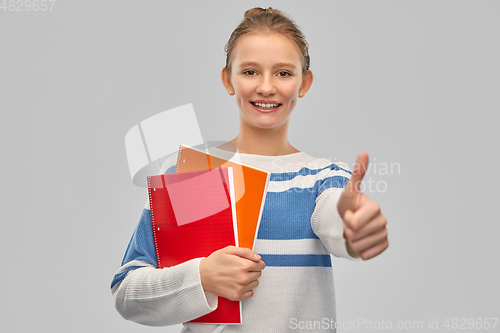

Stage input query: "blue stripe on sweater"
[
  {"left": 259, "top": 254, "right": 332, "bottom": 267},
  {"left": 111, "top": 209, "right": 158, "bottom": 289},
  {"left": 270, "top": 163, "right": 351, "bottom": 182},
  {"left": 258, "top": 189, "right": 318, "bottom": 240},
  {"left": 121, "top": 209, "right": 158, "bottom": 267},
  {"left": 257, "top": 173, "right": 349, "bottom": 240},
  {"left": 317, "top": 175, "right": 349, "bottom": 197}
]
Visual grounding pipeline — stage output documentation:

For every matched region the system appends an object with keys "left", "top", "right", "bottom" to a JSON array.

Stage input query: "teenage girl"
[{"left": 112, "top": 7, "right": 389, "bottom": 332}]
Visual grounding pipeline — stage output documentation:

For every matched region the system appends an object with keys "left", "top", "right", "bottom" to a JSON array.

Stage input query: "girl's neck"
[{"left": 229, "top": 125, "right": 300, "bottom": 156}]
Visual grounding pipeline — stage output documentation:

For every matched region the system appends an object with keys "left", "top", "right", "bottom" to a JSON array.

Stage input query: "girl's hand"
[
  {"left": 199, "top": 246, "right": 265, "bottom": 301},
  {"left": 337, "top": 152, "right": 389, "bottom": 260}
]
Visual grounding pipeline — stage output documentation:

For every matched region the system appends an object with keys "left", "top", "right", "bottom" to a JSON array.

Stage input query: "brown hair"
[{"left": 224, "top": 7, "right": 310, "bottom": 77}]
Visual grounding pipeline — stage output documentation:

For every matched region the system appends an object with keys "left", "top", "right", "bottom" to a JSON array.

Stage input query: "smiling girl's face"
[{"left": 222, "top": 32, "right": 312, "bottom": 132}]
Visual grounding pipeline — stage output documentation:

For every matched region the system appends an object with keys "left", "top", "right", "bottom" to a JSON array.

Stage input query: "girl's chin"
[
  {"left": 239, "top": 107, "right": 291, "bottom": 130},
  {"left": 248, "top": 118, "right": 288, "bottom": 130}
]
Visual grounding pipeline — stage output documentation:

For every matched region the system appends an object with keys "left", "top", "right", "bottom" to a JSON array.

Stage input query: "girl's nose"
[{"left": 256, "top": 76, "right": 276, "bottom": 95}]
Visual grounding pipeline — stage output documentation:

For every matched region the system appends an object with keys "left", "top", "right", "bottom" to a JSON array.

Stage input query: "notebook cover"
[
  {"left": 148, "top": 167, "right": 242, "bottom": 324},
  {"left": 175, "top": 145, "right": 270, "bottom": 250}
]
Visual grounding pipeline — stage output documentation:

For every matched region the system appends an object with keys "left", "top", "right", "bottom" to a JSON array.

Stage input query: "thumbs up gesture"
[{"left": 337, "top": 152, "right": 389, "bottom": 260}]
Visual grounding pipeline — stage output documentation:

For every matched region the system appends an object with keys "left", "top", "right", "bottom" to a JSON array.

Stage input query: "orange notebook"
[
  {"left": 148, "top": 167, "right": 242, "bottom": 324},
  {"left": 176, "top": 145, "right": 270, "bottom": 250}
]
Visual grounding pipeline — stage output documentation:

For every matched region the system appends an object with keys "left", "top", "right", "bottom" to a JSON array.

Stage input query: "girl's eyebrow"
[{"left": 238, "top": 61, "right": 297, "bottom": 69}]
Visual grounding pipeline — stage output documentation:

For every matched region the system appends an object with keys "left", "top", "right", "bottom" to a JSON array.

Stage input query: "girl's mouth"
[{"left": 251, "top": 101, "right": 282, "bottom": 112}]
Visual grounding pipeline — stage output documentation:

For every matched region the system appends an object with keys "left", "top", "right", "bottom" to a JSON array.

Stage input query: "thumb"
[
  {"left": 346, "top": 152, "right": 369, "bottom": 193},
  {"left": 224, "top": 246, "right": 261, "bottom": 262}
]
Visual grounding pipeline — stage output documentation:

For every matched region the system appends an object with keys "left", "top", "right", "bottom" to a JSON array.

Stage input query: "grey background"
[{"left": 1, "top": 0, "right": 499, "bottom": 332}]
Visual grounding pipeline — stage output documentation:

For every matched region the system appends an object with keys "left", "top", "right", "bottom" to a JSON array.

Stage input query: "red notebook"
[{"left": 147, "top": 167, "right": 242, "bottom": 324}]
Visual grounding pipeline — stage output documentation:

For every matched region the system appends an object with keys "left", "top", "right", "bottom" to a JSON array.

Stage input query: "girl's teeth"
[{"left": 254, "top": 102, "right": 279, "bottom": 109}]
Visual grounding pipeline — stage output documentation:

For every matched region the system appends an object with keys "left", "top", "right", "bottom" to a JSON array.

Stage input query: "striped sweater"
[{"left": 111, "top": 148, "right": 360, "bottom": 332}]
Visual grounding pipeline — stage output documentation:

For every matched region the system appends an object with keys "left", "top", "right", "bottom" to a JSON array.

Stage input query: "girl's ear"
[
  {"left": 299, "top": 70, "right": 314, "bottom": 98},
  {"left": 221, "top": 67, "right": 234, "bottom": 95}
]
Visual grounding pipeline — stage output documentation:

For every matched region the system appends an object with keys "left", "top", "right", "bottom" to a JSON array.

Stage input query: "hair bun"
[{"left": 244, "top": 7, "right": 282, "bottom": 19}]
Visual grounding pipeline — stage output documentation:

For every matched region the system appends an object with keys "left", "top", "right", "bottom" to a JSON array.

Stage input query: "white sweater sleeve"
[
  {"left": 112, "top": 258, "right": 218, "bottom": 326},
  {"left": 310, "top": 162, "right": 362, "bottom": 260}
]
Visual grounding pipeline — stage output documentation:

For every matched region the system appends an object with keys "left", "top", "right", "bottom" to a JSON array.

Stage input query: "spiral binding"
[
  {"left": 148, "top": 176, "right": 161, "bottom": 268},
  {"left": 175, "top": 145, "right": 184, "bottom": 172}
]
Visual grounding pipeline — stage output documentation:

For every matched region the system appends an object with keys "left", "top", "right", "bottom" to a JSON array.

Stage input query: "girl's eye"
[
  {"left": 243, "top": 70, "right": 257, "bottom": 76},
  {"left": 277, "top": 71, "right": 291, "bottom": 77}
]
